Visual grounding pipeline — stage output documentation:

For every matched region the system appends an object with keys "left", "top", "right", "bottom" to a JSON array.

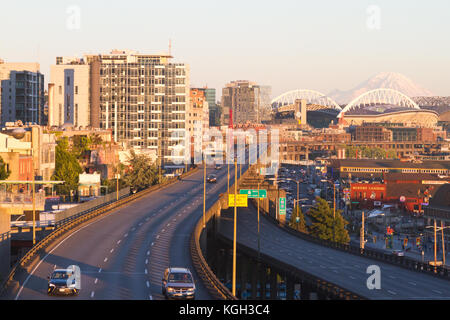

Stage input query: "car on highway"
[
  {"left": 47, "top": 266, "right": 81, "bottom": 296},
  {"left": 207, "top": 174, "right": 217, "bottom": 183},
  {"left": 215, "top": 164, "right": 222, "bottom": 170},
  {"left": 392, "top": 250, "right": 405, "bottom": 257},
  {"left": 162, "top": 267, "right": 196, "bottom": 300}
]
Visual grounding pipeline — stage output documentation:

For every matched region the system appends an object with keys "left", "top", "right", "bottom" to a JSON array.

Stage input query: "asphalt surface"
[
  {"left": 8, "top": 164, "right": 237, "bottom": 300},
  {"left": 219, "top": 205, "right": 450, "bottom": 300}
]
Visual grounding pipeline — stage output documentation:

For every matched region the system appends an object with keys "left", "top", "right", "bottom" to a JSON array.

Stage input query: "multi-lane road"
[
  {"left": 8, "top": 164, "right": 236, "bottom": 300},
  {"left": 218, "top": 204, "right": 450, "bottom": 299}
]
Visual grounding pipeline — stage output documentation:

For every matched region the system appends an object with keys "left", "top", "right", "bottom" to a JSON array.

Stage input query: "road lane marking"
[
  {"left": 388, "top": 290, "right": 397, "bottom": 295},
  {"left": 98, "top": 268, "right": 102, "bottom": 273},
  {"left": 149, "top": 295, "right": 153, "bottom": 300},
  {"left": 94, "top": 278, "right": 98, "bottom": 284},
  {"left": 104, "top": 258, "right": 108, "bottom": 262},
  {"left": 124, "top": 233, "right": 128, "bottom": 237},
  {"left": 433, "top": 290, "right": 442, "bottom": 294},
  {"left": 156, "top": 235, "right": 160, "bottom": 239},
  {"left": 162, "top": 229, "right": 165, "bottom": 233},
  {"left": 14, "top": 207, "right": 124, "bottom": 300},
  {"left": 349, "top": 276, "right": 356, "bottom": 280},
  {"left": 110, "top": 249, "right": 114, "bottom": 253},
  {"left": 408, "top": 282, "right": 416, "bottom": 286},
  {"left": 91, "top": 291, "right": 95, "bottom": 298},
  {"left": 147, "top": 251, "right": 150, "bottom": 256},
  {"left": 117, "top": 240, "right": 121, "bottom": 244},
  {"left": 146, "top": 281, "right": 150, "bottom": 288},
  {"left": 145, "top": 269, "right": 148, "bottom": 274},
  {"left": 145, "top": 259, "right": 148, "bottom": 264}
]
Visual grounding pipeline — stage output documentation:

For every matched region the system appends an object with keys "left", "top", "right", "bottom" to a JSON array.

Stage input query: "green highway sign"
[
  {"left": 240, "top": 189, "right": 267, "bottom": 199},
  {"left": 279, "top": 197, "right": 286, "bottom": 216}
]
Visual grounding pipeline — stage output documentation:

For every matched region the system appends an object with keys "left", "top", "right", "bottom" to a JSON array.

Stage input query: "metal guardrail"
[
  {"left": 216, "top": 233, "right": 364, "bottom": 300},
  {"left": 189, "top": 165, "right": 256, "bottom": 301},
  {"left": 0, "top": 167, "right": 199, "bottom": 296},
  {"left": 190, "top": 207, "right": 237, "bottom": 300}
]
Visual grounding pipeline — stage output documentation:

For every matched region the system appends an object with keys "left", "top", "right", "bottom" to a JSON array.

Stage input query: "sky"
[{"left": 1, "top": 0, "right": 449, "bottom": 99}]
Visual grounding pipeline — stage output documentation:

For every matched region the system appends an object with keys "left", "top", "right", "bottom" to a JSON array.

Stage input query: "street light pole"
[
  {"left": 257, "top": 182, "right": 261, "bottom": 262},
  {"left": 203, "top": 160, "right": 206, "bottom": 229},
  {"left": 232, "top": 157, "right": 238, "bottom": 297},
  {"left": 32, "top": 159, "right": 36, "bottom": 246},
  {"left": 434, "top": 219, "right": 437, "bottom": 268},
  {"left": 442, "top": 221, "right": 446, "bottom": 266},
  {"left": 227, "top": 162, "right": 230, "bottom": 194}
]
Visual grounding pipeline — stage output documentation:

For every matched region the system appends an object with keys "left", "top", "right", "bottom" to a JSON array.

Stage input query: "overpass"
[
  {"left": 193, "top": 165, "right": 450, "bottom": 300},
  {"left": 2, "top": 164, "right": 238, "bottom": 300}
]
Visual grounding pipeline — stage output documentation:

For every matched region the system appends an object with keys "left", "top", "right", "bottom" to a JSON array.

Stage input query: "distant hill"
[{"left": 328, "top": 72, "right": 434, "bottom": 105}]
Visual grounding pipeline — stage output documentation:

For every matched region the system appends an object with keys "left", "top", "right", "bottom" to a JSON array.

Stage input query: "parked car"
[
  {"left": 162, "top": 268, "right": 196, "bottom": 300},
  {"left": 392, "top": 250, "right": 405, "bottom": 257}
]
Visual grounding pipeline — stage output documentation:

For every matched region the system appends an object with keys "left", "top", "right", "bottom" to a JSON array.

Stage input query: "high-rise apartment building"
[
  {"left": 87, "top": 50, "right": 189, "bottom": 166},
  {"left": 50, "top": 50, "right": 190, "bottom": 166},
  {"left": 221, "top": 80, "right": 271, "bottom": 126},
  {"left": 187, "top": 88, "right": 209, "bottom": 136},
  {"left": 197, "top": 87, "right": 218, "bottom": 126},
  {"left": 0, "top": 60, "right": 45, "bottom": 126}
]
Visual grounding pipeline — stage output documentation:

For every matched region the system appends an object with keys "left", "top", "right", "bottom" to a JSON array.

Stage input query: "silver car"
[{"left": 162, "top": 267, "right": 196, "bottom": 300}]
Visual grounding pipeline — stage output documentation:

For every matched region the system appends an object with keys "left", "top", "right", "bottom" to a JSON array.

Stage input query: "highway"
[
  {"left": 8, "top": 164, "right": 236, "bottom": 300},
  {"left": 218, "top": 204, "right": 450, "bottom": 299}
]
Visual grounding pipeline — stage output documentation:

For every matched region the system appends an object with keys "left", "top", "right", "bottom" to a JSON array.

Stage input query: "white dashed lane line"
[{"left": 91, "top": 291, "right": 95, "bottom": 298}]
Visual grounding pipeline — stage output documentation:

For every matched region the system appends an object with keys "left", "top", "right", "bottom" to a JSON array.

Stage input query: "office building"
[
  {"left": 221, "top": 80, "right": 271, "bottom": 126},
  {"left": 0, "top": 60, "right": 45, "bottom": 126}
]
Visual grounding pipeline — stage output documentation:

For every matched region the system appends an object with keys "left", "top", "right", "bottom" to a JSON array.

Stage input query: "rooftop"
[{"left": 331, "top": 159, "right": 450, "bottom": 170}]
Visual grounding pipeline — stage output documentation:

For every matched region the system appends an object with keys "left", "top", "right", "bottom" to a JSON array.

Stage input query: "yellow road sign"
[{"left": 228, "top": 194, "right": 248, "bottom": 207}]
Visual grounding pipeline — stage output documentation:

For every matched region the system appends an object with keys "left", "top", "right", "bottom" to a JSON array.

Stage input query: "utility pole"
[
  {"left": 360, "top": 211, "right": 365, "bottom": 251},
  {"left": 232, "top": 157, "right": 238, "bottom": 297}
]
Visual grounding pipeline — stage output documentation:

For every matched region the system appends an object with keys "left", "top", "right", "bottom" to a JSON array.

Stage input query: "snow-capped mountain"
[{"left": 328, "top": 72, "right": 434, "bottom": 105}]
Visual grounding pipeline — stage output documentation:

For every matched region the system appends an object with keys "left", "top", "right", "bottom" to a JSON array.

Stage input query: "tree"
[
  {"left": 0, "top": 156, "right": 11, "bottom": 180},
  {"left": 72, "top": 135, "right": 92, "bottom": 160},
  {"left": 308, "top": 197, "right": 350, "bottom": 244},
  {"left": 52, "top": 137, "right": 83, "bottom": 196},
  {"left": 122, "top": 150, "right": 159, "bottom": 191},
  {"left": 289, "top": 205, "right": 308, "bottom": 233}
]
